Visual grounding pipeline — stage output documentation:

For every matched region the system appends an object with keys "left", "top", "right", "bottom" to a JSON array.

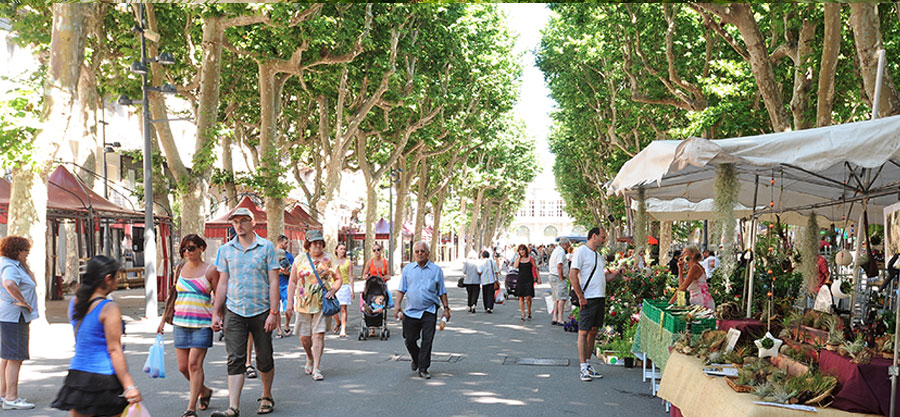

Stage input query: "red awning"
[
  {"left": 290, "top": 205, "right": 322, "bottom": 229},
  {"left": 205, "top": 196, "right": 305, "bottom": 240}
]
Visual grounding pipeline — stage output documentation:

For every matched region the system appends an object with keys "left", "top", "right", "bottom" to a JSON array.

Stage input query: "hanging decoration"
[
  {"left": 635, "top": 187, "right": 648, "bottom": 253},
  {"left": 799, "top": 213, "right": 819, "bottom": 299},
  {"left": 713, "top": 163, "right": 739, "bottom": 289},
  {"left": 755, "top": 269, "right": 782, "bottom": 358}
]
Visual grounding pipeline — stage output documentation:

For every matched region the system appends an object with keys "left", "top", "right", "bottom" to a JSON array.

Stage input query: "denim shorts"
[
  {"left": 0, "top": 317, "right": 29, "bottom": 360},
  {"left": 173, "top": 326, "right": 213, "bottom": 349}
]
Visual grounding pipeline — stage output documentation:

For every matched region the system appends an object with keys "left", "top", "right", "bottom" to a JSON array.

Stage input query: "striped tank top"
[{"left": 173, "top": 264, "right": 213, "bottom": 328}]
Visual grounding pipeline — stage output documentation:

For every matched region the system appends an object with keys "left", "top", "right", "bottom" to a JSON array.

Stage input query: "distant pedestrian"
[
  {"left": 394, "top": 241, "right": 450, "bottom": 380},
  {"left": 333, "top": 242, "right": 354, "bottom": 337},
  {"left": 275, "top": 235, "right": 295, "bottom": 337},
  {"left": 570, "top": 227, "right": 623, "bottom": 382},
  {"left": 366, "top": 243, "right": 390, "bottom": 281},
  {"left": 158, "top": 234, "right": 217, "bottom": 416},
  {"left": 462, "top": 251, "right": 481, "bottom": 313},
  {"left": 514, "top": 244, "right": 540, "bottom": 321},
  {"left": 548, "top": 238, "right": 572, "bottom": 326},
  {"left": 210, "top": 207, "right": 280, "bottom": 416},
  {"left": 479, "top": 250, "right": 499, "bottom": 313},
  {"left": 288, "top": 230, "right": 340, "bottom": 381},
  {"left": 0, "top": 236, "right": 37, "bottom": 410},
  {"left": 668, "top": 250, "right": 681, "bottom": 277},
  {"left": 52, "top": 256, "right": 142, "bottom": 416}
]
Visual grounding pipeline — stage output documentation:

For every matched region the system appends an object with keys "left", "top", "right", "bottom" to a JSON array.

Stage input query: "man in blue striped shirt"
[{"left": 211, "top": 208, "right": 280, "bottom": 416}]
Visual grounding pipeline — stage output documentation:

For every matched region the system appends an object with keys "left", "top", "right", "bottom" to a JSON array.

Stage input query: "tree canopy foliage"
[{"left": 539, "top": 3, "right": 900, "bottom": 228}]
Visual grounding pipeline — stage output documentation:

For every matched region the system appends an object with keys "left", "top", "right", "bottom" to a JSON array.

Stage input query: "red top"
[{"left": 367, "top": 258, "right": 389, "bottom": 280}]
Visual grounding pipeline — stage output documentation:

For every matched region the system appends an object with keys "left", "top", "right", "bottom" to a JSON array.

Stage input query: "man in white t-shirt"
[
  {"left": 569, "top": 227, "right": 623, "bottom": 382},
  {"left": 701, "top": 250, "right": 720, "bottom": 279},
  {"left": 548, "top": 238, "right": 572, "bottom": 326}
]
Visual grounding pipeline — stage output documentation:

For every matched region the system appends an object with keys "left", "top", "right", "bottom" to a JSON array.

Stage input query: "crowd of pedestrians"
[{"left": 0, "top": 208, "right": 634, "bottom": 416}]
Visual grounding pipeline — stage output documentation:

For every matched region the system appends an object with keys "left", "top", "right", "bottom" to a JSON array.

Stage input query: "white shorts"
[
  {"left": 294, "top": 311, "right": 326, "bottom": 337},
  {"left": 336, "top": 285, "right": 352, "bottom": 305}
]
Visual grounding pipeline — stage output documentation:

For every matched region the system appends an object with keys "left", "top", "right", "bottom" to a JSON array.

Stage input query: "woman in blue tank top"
[{"left": 51, "top": 256, "right": 142, "bottom": 416}]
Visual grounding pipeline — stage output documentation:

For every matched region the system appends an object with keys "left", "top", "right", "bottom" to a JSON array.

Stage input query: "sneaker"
[
  {"left": 418, "top": 370, "right": 431, "bottom": 379},
  {"left": 586, "top": 365, "right": 603, "bottom": 379},
  {"left": 579, "top": 368, "right": 592, "bottom": 382},
  {"left": 3, "top": 398, "right": 35, "bottom": 410},
  {"left": 411, "top": 361, "right": 419, "bottom": 372}
]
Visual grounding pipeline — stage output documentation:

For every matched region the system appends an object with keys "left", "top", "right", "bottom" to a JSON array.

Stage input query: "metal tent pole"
[{"left": 746, "top": 175, "right": 760, "bottom": 318}]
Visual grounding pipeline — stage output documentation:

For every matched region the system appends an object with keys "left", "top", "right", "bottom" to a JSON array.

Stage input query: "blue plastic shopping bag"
[{"left": 142, "top": 334, "right": 166, "bottom": 378}]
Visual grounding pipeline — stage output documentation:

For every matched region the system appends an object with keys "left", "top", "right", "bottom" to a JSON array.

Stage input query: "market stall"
[
  {"left": 659, "top": 352, "right": 879, "bottom": 417},
  {"left": 610, "top": 110, "right": 900, "bottom": 415}
]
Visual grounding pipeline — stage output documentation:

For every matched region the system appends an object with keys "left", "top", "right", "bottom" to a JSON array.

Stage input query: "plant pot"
[{"left": 624, "top": 357, "right": 635, "bottom": 368}]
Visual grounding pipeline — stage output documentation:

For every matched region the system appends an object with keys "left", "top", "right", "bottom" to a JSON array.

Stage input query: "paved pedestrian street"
[{"left": 20, "top": 265, "right": 667, "bottom": 417}]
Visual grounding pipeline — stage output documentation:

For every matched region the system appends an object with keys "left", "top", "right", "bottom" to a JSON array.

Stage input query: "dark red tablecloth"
[
  {"left": 819, "top": 349, "right": 894, "bottom": 415},
  {"left": 717, "top": 319, "right": 779, "bottom": 345},
  {"left": 671, "top": 405, "right": 683, "bottom": 417}
]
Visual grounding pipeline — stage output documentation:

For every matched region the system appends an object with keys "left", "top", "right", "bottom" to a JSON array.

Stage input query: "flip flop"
[
  {"left": 304, "top": 361, "right": 313, "bottom": 375},
  {"left": 198, "top": 388, "right": 212, "bottom": 410},
  {"left": 245, "top": 365, "right": 258, "bottom": 379},
  {"left": 257, "top": 397, "right": 274, "bottom": 415}
]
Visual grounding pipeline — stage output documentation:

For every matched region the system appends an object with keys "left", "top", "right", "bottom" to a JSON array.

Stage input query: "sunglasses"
[
  {"left": 414, "top": 249, "right": 427, "bottom": 254},
  {"left": 183, "top": 246, "right": 200, "bottom": 252},
  {"left": 374, "top": 248, "right": 382, "bottom": 252}
]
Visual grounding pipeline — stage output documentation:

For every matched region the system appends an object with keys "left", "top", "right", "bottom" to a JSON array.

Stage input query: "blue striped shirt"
[{"left": 215, "top": 234, "right": 279, "bottom": 317}]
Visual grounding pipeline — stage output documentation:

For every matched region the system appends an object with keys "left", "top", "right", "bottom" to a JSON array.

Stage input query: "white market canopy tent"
[{"left": 609, "top": 115, "right": 900, "bottom": 225}]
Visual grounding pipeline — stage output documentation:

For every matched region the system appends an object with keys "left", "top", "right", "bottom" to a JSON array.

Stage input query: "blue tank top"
[{"left": 68, "top": 298, "right": 118, "bottom": 375}]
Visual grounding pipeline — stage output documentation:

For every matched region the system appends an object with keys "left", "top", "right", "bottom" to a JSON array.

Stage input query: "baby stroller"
[
  {"left": 504, "top": 269, "right": 518, "bottom": 300},
  {"left": 358, "top": 275, "right": 394, "bottom": 340}
]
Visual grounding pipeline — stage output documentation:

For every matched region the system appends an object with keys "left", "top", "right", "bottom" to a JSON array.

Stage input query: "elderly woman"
[
  {"left": 288, "top": 230, "right": 340, "bottom": 381},
  {"left": 0, "top": 236, "right": 38, "bottom": 410},
  {"left": 668, "top": 246, "right": 715, "bottom": 310},
  {"left": 462, "top": 251, "right": 482, "bottom": 313}
]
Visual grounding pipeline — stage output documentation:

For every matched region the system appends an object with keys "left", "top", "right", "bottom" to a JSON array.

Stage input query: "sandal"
[
  {"left": 198, "top": 388, "right": 212, "bottom": 410},
  {"left": 312, "top": 369, "right": 324, "bottom": 381},
  {"left": 304, "top": 360, "right": 313, "bottom": 375},
  {"left": 182, "top": 411, "right": 198, "bottom": 417},
  {"left": 257, "top": 397, "right": 275, "bottom": 415},
  {"left": 210, "top": 407, "right": 240, "bottom": 417},
  {"left": 245, "top": 365, "right": 258, "bottom": 379}
]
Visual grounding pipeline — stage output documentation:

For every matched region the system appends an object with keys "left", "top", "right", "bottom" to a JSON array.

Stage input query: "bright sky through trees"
[{"left": 499, "top": 3, "right": 555, "bottom": 189}]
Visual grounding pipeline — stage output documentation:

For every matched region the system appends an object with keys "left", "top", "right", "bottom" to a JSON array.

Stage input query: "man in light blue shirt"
[{"left": 394, "top": 241, "right": 450, "bottom": 379}]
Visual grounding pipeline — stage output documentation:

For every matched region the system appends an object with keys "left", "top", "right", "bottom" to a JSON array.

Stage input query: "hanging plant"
[
  {"left": 799, "top": 213, "right": 819, "bottom": 298},
  {"left": 714, "top": 163, "right": 739, "bottom": 287},
  {"left": 635, "top": 187, "right": 648, "bottom": 253}
]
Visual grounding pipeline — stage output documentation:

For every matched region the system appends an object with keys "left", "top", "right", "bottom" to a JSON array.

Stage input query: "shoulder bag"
[
  {"left": 307, "top": 253, "right": 340, "bottom": 316},
  {"left": 569, "top": 250, "right": 598, "bottom": 308},
  {"left": 162, "top": 263, "right": 185, "bottom": 325}
]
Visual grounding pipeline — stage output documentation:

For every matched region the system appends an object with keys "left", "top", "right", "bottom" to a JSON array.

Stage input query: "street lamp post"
[
  {"left": 380, "top": 168, "right": 401, "bottom": 276},
  {"left": 101, "top": 127, "right": 120, "bottom": 256},
  {"left": 117, "top": 4, "right": 177, "bottom": 319}
]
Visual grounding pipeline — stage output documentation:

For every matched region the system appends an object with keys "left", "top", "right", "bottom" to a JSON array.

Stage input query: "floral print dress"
[{"left": 687, "top": 264, "right": 715, "bottom": 310}]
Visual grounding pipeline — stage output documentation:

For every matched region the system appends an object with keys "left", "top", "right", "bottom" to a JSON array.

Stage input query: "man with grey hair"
[
  {"left": 549, "top": 238, "right": 572, "bottom": 325},
  {"left": 394, "top": 241, "right": 450, "bottom": 379}
]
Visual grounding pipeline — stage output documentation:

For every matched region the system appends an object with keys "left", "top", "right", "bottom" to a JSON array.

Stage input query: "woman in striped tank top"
[{"left": 159, "top": 235, "right": 219, "bottom": 417}]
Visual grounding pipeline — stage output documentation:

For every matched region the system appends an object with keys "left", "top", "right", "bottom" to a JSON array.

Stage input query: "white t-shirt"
[
  {"left": 702, "top": 256, "right": 720, "bottom": 278},
  {"left": 572, "top": 245, "right": 606, "bottom": 298},
  {"left": 549, "top": 246, "right": 567, "bottom": 277}
]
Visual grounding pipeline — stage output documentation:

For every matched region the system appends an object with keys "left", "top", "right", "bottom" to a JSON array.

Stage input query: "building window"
[
  {"left": 544, "top": 226, "right": 558, "bottom": 238},
  {"left": 572, "top": 225, "right": 587, "bottom": 235},
  {"left": 515, "top": 226, "right": 530, "bottom": 240},
  {"left": 556, "top": 200, "right": 565, "bottom": 217},
  {"left": 528, "top": 200, "right": 535, "bottom": 217}
]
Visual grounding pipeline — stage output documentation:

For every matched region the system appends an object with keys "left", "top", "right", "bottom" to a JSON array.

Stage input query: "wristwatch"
[{"left": 269, "top": 309, "right": 280, "bottom": 316}]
